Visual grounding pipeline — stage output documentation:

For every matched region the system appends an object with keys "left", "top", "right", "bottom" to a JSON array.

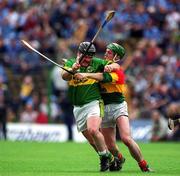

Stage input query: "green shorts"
[
  {"left": 73, "top": 100, "right": 104, "bottom": 132},
  {"left": 101, "top": 101, "right": 128, "bottom": 128}
]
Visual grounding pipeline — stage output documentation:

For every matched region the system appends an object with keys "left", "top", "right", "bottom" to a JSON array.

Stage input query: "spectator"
[
  {"left": 20, "top": 102, "right": 38, "bottom": 123},
  {"left": 167, "top": 103, "right": 180, "bottom": 141},
  {"left": 36, "top": 111, "right": 48, "bottom": 124},
  {"left": 0, "top": 37, "right": 7, "bottom": 64},
  {"left": 51, "top": 65, "right": 68, "bottom": 97},
  {"left": 0, "top": 64, "right": 8, "bottom": 83},
  {"left": 0, "top": 0, "right": 178, "bottom": 141},
  {"left": 151, "top": 110, "right": 168, "bottom": 142},
  {"left": 143, "top": 19, "right": 163, "bottom": 43},
  {"left": 39, "top": 95, "right": 61, "bottom": 123},
  {"left": 19, "top": 75, "right": 34, "bottom": 105},
  {"left": 0, "top": 76, "right": 9, "bottom": 140}
]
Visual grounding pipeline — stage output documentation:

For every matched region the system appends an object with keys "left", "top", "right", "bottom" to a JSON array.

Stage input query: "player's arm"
[
  {"left": 74, "top": 72, "right": 104, "bottom": 81},
  {"left": 105, "top": 55, "right": 133, "bottom": 72},
  {"left": 61, "top": 59, "right": 80, "bottom": 81},
  {"left": 95, "top": 57, "right": 120, "bottom": 72},
  {"left": 73, "top": 60, "right": 123, "bottom": 82},
  {"left": 72, "top": 58, "right": 110, "bottom": 81},
  {"left": 104, "top": 62, "right": 120, "bottom": 72},
  {"left": 61, "top": 64, "right": 79, "bottom": 81},
  {"left": 73, "top": 58, "right": 122, "bottom": 82},
  {"left": 74, "top": 71, "right": 121, "bottom": 83},
  {"left": 84, "top": 71, "right": 125, "bottom": 86},
  {"left": 61, "top": 70, "right": 73, "bottom": 81}
]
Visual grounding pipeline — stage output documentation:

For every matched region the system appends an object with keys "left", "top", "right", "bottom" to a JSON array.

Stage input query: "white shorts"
[
  {"left": 101, "top": 101, "right": 128, "bottom": 128},
  {"left": 73, "top": 100, "right": 104, "bottom": 132}
]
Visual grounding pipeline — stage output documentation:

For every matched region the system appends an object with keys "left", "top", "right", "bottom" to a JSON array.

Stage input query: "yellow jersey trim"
[{"left": 69, "top": 78, "right": 98, "bottom": 86}]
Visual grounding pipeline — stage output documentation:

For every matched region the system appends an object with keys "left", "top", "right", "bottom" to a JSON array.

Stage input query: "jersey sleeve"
[
  {"left": 102, "top": 69, "right": 125, "bottom": 84},
  {"left": 64, "top": 58, "right": 75, "bottom": 69}
]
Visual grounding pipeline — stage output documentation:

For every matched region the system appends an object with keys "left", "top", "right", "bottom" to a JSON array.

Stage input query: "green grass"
[{"left": 0, "top": 141, "right": 180, "bottom": 176}]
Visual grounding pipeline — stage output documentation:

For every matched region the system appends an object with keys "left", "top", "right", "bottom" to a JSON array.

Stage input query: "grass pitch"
[{"left": 0, "top": 141, "right": 180, "bottom": 176}]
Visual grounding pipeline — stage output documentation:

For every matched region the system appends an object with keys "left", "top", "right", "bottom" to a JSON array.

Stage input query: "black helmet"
[{"left": 78, "top": 42, "right": 96, "bottom": 56}]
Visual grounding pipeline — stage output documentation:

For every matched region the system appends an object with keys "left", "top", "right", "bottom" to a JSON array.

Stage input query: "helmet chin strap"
[
  {"left": 78, "top": 56, "right": 87, "bottom": 66},
  {"left": 77, "top": 52, "right": 90, "bottom": 64},
  {"left": 113, "top": 54, "right": 120, "bottom": 62},
  {"left": 76, "top": 52, "right": 83, "bottom": 64}
]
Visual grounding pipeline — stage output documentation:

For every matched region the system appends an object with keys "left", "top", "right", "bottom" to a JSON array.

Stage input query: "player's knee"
[
  {"left": 121, "top": 135, "right": 132, "bottom": 146},
  {"left": 88, "top": 127, "right": 98, "bottom": 137}
]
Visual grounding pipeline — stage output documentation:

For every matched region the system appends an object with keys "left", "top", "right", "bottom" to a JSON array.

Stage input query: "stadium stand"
[{"left": 0, "top": 0, "right": 179, "bottom": 141}]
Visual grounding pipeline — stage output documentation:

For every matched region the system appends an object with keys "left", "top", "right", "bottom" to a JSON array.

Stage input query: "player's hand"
[
  {"left": 104, "top": 65, "right": 114, "bottom": 72},
  {"left": 72, "top": 63, "right": 80, "bottom": 72},
  {"left": 104, "top": 63, "right": 120, "bottom": 72},
  {"left": 74, "top": 73, "right": 88, "bottom": 82}
]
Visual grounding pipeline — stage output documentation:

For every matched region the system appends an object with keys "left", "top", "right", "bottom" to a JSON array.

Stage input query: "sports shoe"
[
  {"left": 99, "top": 155, "right": 110, "bottom": 172},
  {"left": 99, "top": 153, "right": 115, "bottom": 172},
  {"left": 139, "top": 160, "right": 154, "bottom": 172},
  {"left": 109, "top": 157, "right": 125, "bottom": 171},
  {"left": 168, "top": 118, "right": 174, "bottom": 130},
  {"left": 141, "top": 166, "right": 154, "bottom": 172}
]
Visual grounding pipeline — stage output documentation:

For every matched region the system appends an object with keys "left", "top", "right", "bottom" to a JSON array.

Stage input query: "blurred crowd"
[{"left": 0, "top": 0, "right": 179, "bottom": 140}]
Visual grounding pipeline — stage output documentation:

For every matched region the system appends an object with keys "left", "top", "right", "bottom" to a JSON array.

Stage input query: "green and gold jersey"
[
  {"left": 64, "top": 57, "right": 109, "bottom": 106},
  {"left": 100, "top": 68, "right": 126, "bottom": 105}
]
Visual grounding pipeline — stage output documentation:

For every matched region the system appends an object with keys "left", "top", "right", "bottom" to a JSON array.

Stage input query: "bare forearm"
[
  {"left": 61, "top": 70, "right": 73, "bottom": 81},
  {"left": 111, "top": 62, "right": 120, "bottom": 70},
  {"left": 104, "top": 62, "right": 120, "bottom": 72},
  {"left": 86, "top": 73, "right": 104, "bottom": 81}
]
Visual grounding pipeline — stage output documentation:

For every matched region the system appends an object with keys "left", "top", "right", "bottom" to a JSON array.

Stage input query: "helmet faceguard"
[{"left": 107, "top": 43, "right": 125, "bottom": 62}]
